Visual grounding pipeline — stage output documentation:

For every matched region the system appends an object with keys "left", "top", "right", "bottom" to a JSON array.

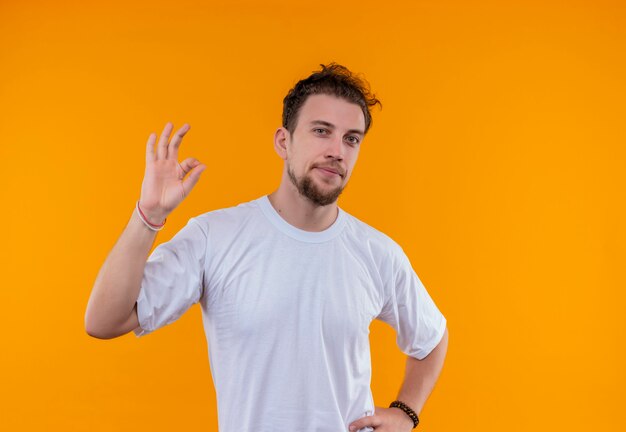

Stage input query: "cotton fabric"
[{"left": 134, "top": 196, "right": 446, "bottom": 432}]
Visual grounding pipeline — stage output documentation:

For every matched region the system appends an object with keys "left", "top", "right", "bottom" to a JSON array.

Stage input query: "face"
[{"left": 276, "top": 93, "right": 365, "bottom": 206}]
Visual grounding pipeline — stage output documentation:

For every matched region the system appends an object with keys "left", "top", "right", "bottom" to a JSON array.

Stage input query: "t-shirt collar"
[{"left": 256, "top": 195, "right": 346, "bottom": 243}]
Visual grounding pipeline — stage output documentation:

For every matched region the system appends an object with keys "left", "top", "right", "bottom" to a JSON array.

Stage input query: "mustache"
[{"left": 311, "top": 162, "right": 346, "bottom": 177}]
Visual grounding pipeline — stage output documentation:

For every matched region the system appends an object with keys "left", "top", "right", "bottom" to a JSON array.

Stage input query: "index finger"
[{"left": 167, "top": 123, "right": 191, "bottom": 160}]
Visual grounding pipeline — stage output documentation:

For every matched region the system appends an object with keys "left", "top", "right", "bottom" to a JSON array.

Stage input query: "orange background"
[{"left": 1, "top": 0, "right": 624, "bottom": 430}]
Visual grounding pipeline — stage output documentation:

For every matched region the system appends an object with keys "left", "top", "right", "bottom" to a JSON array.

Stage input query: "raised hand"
[{"left": 138, "top": 122, "right": 206, "bottom": 224}]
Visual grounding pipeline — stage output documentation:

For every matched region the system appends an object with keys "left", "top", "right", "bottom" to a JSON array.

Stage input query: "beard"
[{"left": 287, "top": 163, "right": 345, "bottom": 207}]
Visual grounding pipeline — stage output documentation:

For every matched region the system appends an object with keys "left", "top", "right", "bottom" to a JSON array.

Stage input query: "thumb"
[{"left": 181, "top": 161, "right": 206, "bottom": 195}]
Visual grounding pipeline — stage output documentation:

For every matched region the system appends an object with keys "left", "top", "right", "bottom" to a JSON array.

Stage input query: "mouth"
[{"left": 313, "top": 165, "right": 345, "bottom": 178}]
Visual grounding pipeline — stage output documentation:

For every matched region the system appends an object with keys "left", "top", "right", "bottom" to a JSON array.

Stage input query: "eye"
[
  {"left": 345, "top": 136, "right": 360, "bottom": 145},
  {"left": 313, "top": 128, "right": 328, "bottom": 135}
]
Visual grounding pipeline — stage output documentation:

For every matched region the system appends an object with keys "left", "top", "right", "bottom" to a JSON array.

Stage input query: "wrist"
[
  {"left": 389, "top": 400, "right": 420, "bottom": 429},
  {"left": 137, "top": 201, "right": 167, "bottom": 223},
  {"left": 136, "top": 201, "right": 167, "bottom": 231}
]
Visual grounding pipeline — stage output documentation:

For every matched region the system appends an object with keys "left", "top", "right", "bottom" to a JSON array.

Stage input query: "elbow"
[
  {"left": 85, "top": 323, "right": 120, "bottom": 340},
  {"left": 85, "top": 324, "right": 111, "bottom": 340},
  {"left": 84, "top": 316, "right": 107, "bottom": 339},
  {"left": 84, "top": 310, "right": 117, "bottom": 340},
  {"left": 84, "top": 306, "right": 136, "bottom": 340}
]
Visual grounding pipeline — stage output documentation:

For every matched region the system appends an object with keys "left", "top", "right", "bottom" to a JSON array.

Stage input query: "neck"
[{"left": 267, "top": 173, "right": 339, "bottom": 232}]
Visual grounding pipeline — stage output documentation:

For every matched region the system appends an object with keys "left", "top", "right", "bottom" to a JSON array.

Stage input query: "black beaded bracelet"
[{"left": 389, "top": 400, "right": 420, "bottom": 428}]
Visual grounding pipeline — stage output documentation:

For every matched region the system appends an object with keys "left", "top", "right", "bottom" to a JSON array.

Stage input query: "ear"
[{"left": 273, "top": 127, "right": 289, "bottom": 160}]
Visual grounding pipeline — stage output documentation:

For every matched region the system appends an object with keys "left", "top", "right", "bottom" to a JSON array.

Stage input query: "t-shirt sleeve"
[
  {"left": 375, "top": 248, "right": 447, "bottom": 360},
  {"left": 133, "top": 217, "right": 207, "bottom": 337}
]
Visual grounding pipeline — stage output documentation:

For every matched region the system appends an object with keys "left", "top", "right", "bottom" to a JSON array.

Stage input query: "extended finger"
[
  {"left": 146, "top": 132, "right": 157, "bottom": 163},
  {"left": 167, "top": 123, "right": 190, "bottom": 160},
  {"left": 157, "top": 122, "right": 173, "bottom": 160}
]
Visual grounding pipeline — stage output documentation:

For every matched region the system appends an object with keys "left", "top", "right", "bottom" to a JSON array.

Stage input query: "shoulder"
[
  {"left": 187, "top": 197, "right": 266, "bottom": 241},
  {"left": 193, "top": 197, "right": 260, "bottom": 224},
  {"left": 341, "top": 210, "right": 406, "bottom": 261}
]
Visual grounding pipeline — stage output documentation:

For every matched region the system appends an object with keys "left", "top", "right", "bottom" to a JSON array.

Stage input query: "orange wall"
[{"left": 1, "top": 0, "right": 624, "bottom": 430}]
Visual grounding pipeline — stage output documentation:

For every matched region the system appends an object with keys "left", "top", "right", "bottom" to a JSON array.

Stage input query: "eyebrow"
[{"left": 309, "top": 120, "right": 364, "bottom": 137}]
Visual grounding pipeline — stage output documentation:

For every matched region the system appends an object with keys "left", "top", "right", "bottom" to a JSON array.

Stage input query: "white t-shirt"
[{"left": 134, "top": 195, "right": 447, "bottom": 432}]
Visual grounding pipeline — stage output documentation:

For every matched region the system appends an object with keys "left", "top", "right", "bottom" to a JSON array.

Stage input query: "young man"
[{"left": 85, "top": 63, "right": 448, "bottom": 432}]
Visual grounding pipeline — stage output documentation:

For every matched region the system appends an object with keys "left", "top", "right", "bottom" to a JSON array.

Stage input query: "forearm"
[
  {"left": 395, "top": 327, "right": 449, "bottom": 416},
  {"left": 85, "top": 209, "right": 158, "bottom": 338}
]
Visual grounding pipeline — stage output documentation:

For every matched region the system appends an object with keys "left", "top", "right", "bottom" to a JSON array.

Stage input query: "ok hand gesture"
[{"left": 139, "top": 122, "right": 206, "bottom": 224}]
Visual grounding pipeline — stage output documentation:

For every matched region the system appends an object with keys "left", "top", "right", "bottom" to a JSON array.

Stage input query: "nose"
[{"left": 325, "top": 135, "right": 344, "bottom": 161}]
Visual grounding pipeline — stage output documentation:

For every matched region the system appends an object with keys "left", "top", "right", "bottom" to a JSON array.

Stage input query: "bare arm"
[
  {"left": 396, "top": 327, "right": 449, "bottom": 416},
  {"left": 84, "top": 210, "right": 159, "bottom": 339},
  {"left": 84, "top": 122, "right": 206, "bottom": 339}
]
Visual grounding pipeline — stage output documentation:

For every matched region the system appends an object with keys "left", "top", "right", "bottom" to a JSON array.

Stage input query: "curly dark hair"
[{"left": 282, "top": 63, "right": 382, "bottom": 136}]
